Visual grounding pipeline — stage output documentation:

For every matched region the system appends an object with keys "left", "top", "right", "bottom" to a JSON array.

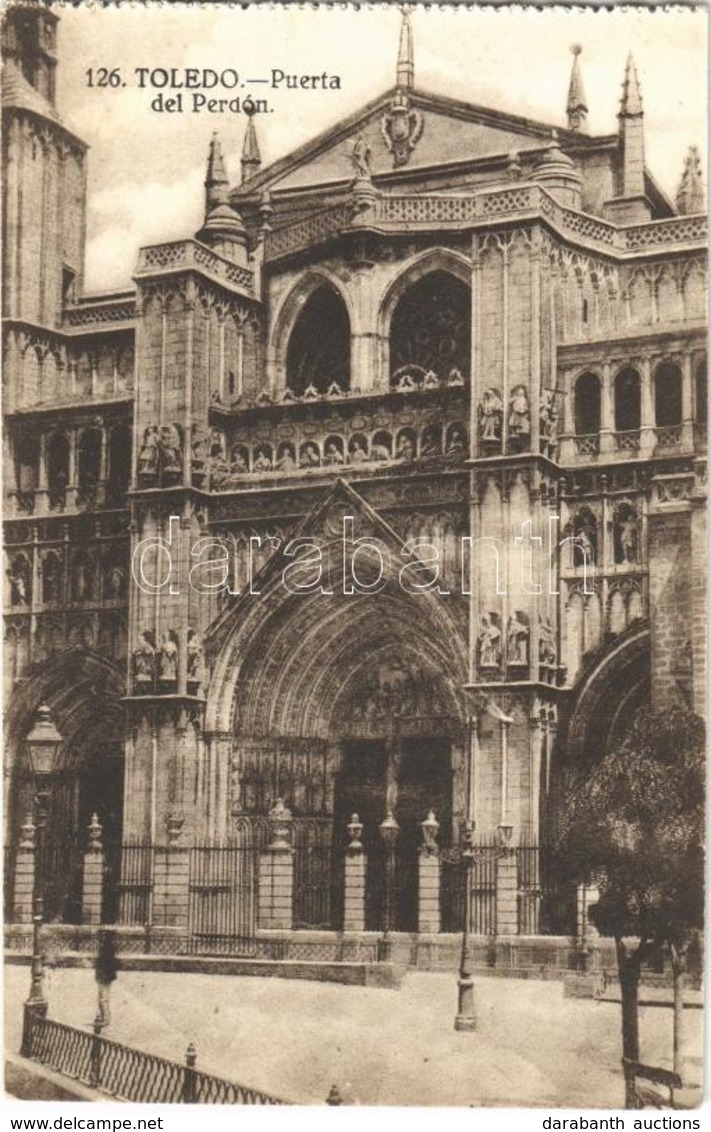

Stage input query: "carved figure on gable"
[
  {"left": 158, "top": 630, "right": 179, "bottom": 685},
  {"left": 540, "top": 389, "right": 559, "bottom": 455},
  {"left": 138, "top": 426, "right": 159, "bottom": 481},
  {"left": 479, "top": 388, "right": 504, "bottom": 444},
  {"left": 508, "top": 386, "right": 531, "bottom": 451},
  {"left": 351, "top": 133, "right": 372, "bottom": 180},
  {"left": 507, "top": 611, "right": 529, "bottom": 666},
  {"left": 539, "top": 617, "right": 557, "bottom": 666},
  {"left": 133, "top": 630, "right": 156, "bottom": 689},
  {"left": 478, "top": 612, "right": 502, "bottom": 668}
]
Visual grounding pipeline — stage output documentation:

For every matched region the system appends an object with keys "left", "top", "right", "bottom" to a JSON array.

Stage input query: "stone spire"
[
  {"left": 205, "top": 132, "right": 230, "bottom": 211},
  {"left": 566, "top": 45, "right": 588, "bottom": 133},
  {"left": 676, "top": 146, "right": 705, "bottom": 214},
  {"left": 396, "top": 9, "right": 414, "bottom": 90},
  {"left": 617, "top": 52, "right": 646, "bottom": 209},
  {"left": 199, "top": 133, "right": 247, "bottom": 263},
  {"left": 620, "top": 52, "right": 643, "bottom": 118},
  {"left": 241, "top": 112, "right": 261, "bottom": 184}
]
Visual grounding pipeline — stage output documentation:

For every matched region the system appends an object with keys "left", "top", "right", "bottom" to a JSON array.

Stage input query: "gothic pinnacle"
[
  {"left": 620, "top": 52, "right": 643, "bottom": 117},
  {"left": 566, "top": 44, "right": 588, "bottom": 133},
  {"left": 205, "top": 132, "right": 229, "bottom": 209},
  {"left": 396, "top": 8, "right": 414, "bottom": 90},
  {"left": 241, "top": 111, "right": 262, "bottom": 184}
]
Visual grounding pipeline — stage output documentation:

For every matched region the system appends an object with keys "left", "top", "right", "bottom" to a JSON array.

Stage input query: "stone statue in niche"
[
  {"left": 73, "top": 559, "right": 93, "bottom": 602},
  {"left": 446, "top": 425, "right": 466, "bottom": 455},
  {"left": 107, "top": 564, "right": 126, "bottom": 600},
  {"left": 277, "top": 444, "right": 297, "bottom": 472},
  {"left": 396, "top": 433, "right": 415, "bottom": 461},
  {"left": 507, "top": 611, "right": 529, "bottom": 666},
  {"left": 477, "top": 612, "right": 502, "bottom": 668},
  {"left": 479, "top": 388, "right": 504, "bottom": 444},
  {"left": 138, "top": 426, "right": 159, "bottom": 481},
  {"left": 159, "top": 425, "right": 183, "bottom": 481},
  {"left": 300, "top": 442, "right": 321, "bottom": 468},
  {"left": 615, "top": 509, "right": 639, "bottom": 564},
  {"left": 571, "top": 512, "right": 597, "bottom": 567},
  {"left": 133, "top": 630, "right": 156, "bottom": 689},
  {"left": 324, "top": 440, "right": 344, "bottom": 466},
  {"left": 158, "top": 630, "right": 179, "bottom": 685},
  {"left": 230, "top": 445, "right": 249, "bottom": 475},
  {"left": 253, "top": 447, "right": 273, "bottom": 472},
  {"left": 508, "top": 386, "right": 531, "bottom": 451},
  {"left": 7, "top": 557, "right": 30, "bottom": 605},
  {"left": 539, "top": 616, "right": 557, "bottom": 666},
  {"left": 191, "top": 431, "right": 207, "bottom": 485},
  {"left": 540, "top": 389, "right": 559, "bottom": 456},
  {"left": 187, "top": 628, "right": 203, "bottom": 687}
]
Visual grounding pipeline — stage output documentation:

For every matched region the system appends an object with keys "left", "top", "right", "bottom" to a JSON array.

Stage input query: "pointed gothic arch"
[
  {"left": 269, "top": 270, "right": 356, "bottom": 395},
  {"left": 377, "top": 249, "right": 472, "bottom": 387}
]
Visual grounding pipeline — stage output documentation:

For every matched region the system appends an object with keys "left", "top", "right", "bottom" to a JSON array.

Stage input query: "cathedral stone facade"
[{"left": 3, "top": 5, "right": 707, "bottom": 945}]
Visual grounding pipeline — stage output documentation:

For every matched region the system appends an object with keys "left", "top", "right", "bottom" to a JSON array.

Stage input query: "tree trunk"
[
  {"left": 616, "top": 937, "right": 642, "bottom": 1106},
  {"left": 669, "top": 942, "right": 686, "bottom": 1083}
]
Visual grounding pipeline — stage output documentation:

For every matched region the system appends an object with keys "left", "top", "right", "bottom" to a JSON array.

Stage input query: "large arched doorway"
[
  {"left": 5, "top": 651, "right": 125, "bottom": 924},
  {"left": 208, "top": 498, "right": 468, "bottom": 933}
]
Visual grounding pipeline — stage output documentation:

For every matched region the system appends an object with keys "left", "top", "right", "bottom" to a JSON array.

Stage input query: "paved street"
[{"left": 5, "top": 966, "right": 703, "bottom": 1108}]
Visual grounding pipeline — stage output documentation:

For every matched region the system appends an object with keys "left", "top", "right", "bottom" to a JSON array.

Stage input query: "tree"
[{"left": 556, "top": 702, "right": 704, "bottom": 1099}]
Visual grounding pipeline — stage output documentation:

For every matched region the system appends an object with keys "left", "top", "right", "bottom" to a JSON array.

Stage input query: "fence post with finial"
[{"left": 183, "top": 1042, "right": 197, "bottom": 1103}]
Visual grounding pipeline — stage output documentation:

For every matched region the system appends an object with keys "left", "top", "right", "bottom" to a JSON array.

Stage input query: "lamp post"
[
  {"left": 378, "top": 810, "right": 399, "bottom": 962},
  {"left": 21, "top": 704, "right": 62, "bottom": 1055}
]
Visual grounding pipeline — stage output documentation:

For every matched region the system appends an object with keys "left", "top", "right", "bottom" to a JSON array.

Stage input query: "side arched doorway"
[{"left": 5, "top": 650, "right": 125, "bottom": 924}]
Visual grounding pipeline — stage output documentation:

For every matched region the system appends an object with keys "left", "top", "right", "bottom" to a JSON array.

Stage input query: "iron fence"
[
  {"left": 516, "top": 845, "right": 542, "bottom": 934},
  {"left": 440, "top": 850, "right": 497, "bottom": 935},
  {"left": 187, "top": 845, "right": 258, "bottom": 955},
  {"left": 366, "top": 843, "right": 418, "bottom": 932},
  {"left": 23, "top": 1013, "right": 287, "bottom": 1104},
  {"left": 117, "top": 843, "right": 154, "bottom": 925}
]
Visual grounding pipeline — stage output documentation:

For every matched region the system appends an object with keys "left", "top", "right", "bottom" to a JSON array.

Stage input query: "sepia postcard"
[{"left": 1, "top": 0, "right": 707, "bottom": 1115}]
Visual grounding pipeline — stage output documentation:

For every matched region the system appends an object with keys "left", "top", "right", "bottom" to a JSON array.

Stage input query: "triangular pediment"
[{"left": 235, "top": 87, "right": 593, "bottom": 200}]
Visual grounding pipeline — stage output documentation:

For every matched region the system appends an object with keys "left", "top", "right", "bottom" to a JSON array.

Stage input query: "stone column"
[
  {"left": 258, "top": 799, "right": 294, "bottom": 931},
  {"left": 495, "top": 845, "right": 518, "bottom": 937},
  {"left": 82, "top": 814, "right": 105, "bottom": 926},
  {"left": 13, "top": 816, "right": 36, "bottom": 924},
  {"left": 418, "top": 811, "right": 441, "bottom": 935},
  {"left": 151, "top": 812, "right": 190, "bottom": 928},
  {"left": 639, "top": 357, "right": 656, "bottom": 456},
  {"left": 681, "top": 350, "right": 694, "bottom": 451},
  {"left": 599, "top": 361, "right": 614, "bottom": 454},
  {"left": 343, "top": 814, "right": 366, "bottom": 933}
]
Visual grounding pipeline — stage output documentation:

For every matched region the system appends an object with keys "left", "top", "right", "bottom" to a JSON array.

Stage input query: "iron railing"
[
  {"left": 187, "top": 844, "right": 259, "bottom": 955},
  {"left": 440, "top": 850, "right": 497, "bottom": 935},
  {"left": 23, "top": 1013, "right": 287, "bottom": 1104},
  {"left": 117, "top": 843, "right": 154, "bottom": 925}
]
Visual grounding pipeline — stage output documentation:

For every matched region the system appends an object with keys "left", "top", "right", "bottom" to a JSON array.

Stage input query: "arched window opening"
[
  {"left": 574, "top": 373, "right": 601, "bottom": 435},
  {"left": 15, "top": 434, "right": 39, "bottom": 512},
  {"left": 654, "top": 362, "right": 682, "bottom": 427},
  {"left": 47, "top": 433, "right": 70, "bottom": 510},
  {"left": 389, "top": 271, "right": 471, "bottom": 386},
  {"left": 286, "top": 286, "right": 351, "bottom": 396},
  {"left": 78, "top": 428, "right": 102, "bottom": 505},
  {"left": 107, "top": 425, "right": 131, "bottom": 505},
  {"left": 614, "top": 368, "right": 641, "bottom": 432},
  {"left": 695, "top": 357, "right": 707, "bottom": 426}
]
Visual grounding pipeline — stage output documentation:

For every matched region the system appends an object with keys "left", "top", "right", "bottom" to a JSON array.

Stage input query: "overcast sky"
[{"left": 54, "top": 4, "right": 707, "bottom": 294}]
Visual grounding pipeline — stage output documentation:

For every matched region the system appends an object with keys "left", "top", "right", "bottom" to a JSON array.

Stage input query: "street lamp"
[
  {"left": 378, "top": 810, "right": 399, "bottom": 962},
  {"left": 21, "top": 704, "right": 62, "bottom": 1054}
]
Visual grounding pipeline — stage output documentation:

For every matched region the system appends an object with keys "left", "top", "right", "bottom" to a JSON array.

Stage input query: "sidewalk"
[{"left": 5, "top": 966, "right": 704, "bottom": 1107}]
